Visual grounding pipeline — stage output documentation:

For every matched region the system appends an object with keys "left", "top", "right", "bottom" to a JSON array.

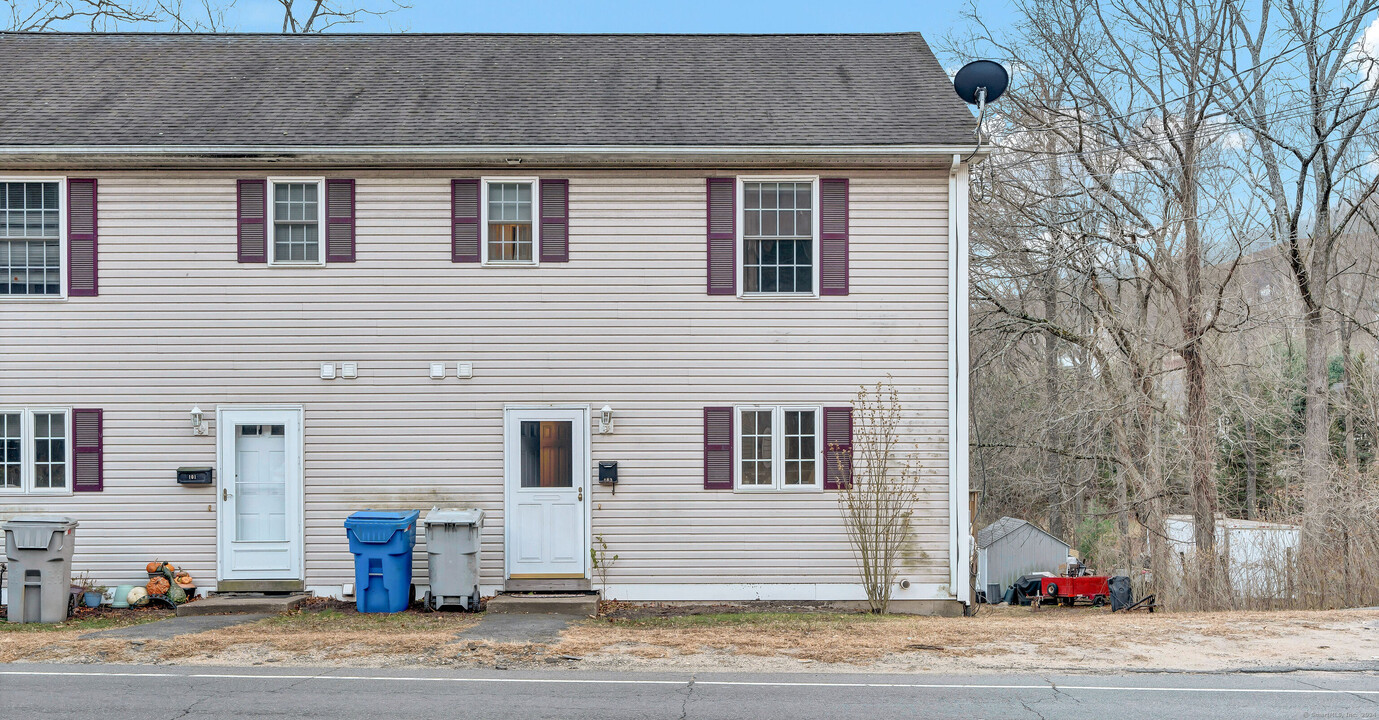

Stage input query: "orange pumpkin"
[
  {"left": 146, "top": 576, "right": 170, "bottom": 596},
  {"left": 174, "top": 572, "right": 194, "bottom": 587},
  {"left": 145, "top": 561, "right": 163, "bottom": 574}
]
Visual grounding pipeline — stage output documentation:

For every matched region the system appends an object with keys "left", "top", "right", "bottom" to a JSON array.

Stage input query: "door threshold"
[
  {"left": 504, "top": 577, "right": 592, "bottom": 593},
  {"left": 215, "top": 579, "right": 305, "bottom": 594}
]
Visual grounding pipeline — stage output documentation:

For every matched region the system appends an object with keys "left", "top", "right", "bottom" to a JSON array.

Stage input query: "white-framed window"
[
  {"left": 734, "top": 405, "right": 821, "bottom": 492},
  {"left": 0, "top": 407, "right": 72, "bottom": 495},
  {"left": 481, "top": 177, "right": 539, "bottom": 266},
  {"left": 0, "top": 177, "right": 66, "bottom": 299},
  {"left": 738, "top": 176, "right": 819, "bottom": 297},
  {"left": 268, "top": 177, "right": 326, "bottom": 266}
]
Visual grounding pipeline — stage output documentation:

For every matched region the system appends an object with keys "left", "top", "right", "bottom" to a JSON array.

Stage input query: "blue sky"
[{"left": 229, "top": 0, "right": 999, "bottom": 38}]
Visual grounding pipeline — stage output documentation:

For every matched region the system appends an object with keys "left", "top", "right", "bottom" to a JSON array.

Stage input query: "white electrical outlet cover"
[
  {"left": 320, "top": 363, "right": 336, "bottom": 379},
  {"left": 457, "top": 362, "right": 473, "bottom": 379},
  {"left": 342, "top": 362, "right": 358, "bottom": 379},
  {"left": 429, "top": 362, "right": 446, "bottom": 379}
]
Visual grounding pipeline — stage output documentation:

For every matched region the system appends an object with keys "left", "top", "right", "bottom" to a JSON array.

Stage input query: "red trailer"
[{"left": 1040, "top": 575, "right": 1111, "bottom": 606}]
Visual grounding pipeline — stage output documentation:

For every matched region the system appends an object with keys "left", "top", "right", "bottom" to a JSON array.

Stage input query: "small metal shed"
[{"left": 976, "top": 517, "right": 1071, "bottom": 602}]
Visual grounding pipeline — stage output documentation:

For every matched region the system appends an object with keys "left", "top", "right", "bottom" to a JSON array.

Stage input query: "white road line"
[{"left": 0, "top": 669, "right": 1375, "bottom": 695}]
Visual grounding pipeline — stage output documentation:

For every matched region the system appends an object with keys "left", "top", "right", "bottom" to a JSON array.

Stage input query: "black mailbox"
[
  {"left": 177, "top": 467, "right": 214, "bottom": 485},
  {"left": 598, "top": 461, "right": 618, "bottom": 486}
]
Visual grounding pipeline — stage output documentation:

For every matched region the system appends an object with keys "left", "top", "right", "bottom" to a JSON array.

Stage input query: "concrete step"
[
  {"left": 176, "top": 593, "right": 308, "bottom": 617},
  {"left": 486, "top": 593, "right": 600, "bottom": 616}
]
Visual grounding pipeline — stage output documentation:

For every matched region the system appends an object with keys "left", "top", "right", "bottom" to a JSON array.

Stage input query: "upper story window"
[
  {"left": 0, "top": 181, "right": 62, "bottom": 296},
  {"left": 742, "top": 179, "right": 817, "bottom": 295},
  {"left": 736, "top": 405, "right": 821, "bottom": 491},
  {"left": 482, "top": 178, "right": 538, "bottom": 265},
  {"left": 0, "top": 408, "right": 70, "bottom": 495},
  {"left": 269, "top": 178, "right": 325, "bottom": 265}
]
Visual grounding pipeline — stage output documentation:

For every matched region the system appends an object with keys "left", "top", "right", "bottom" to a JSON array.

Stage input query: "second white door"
[{"left": 504, "top": 407, "right": 588, "bottom": 579}]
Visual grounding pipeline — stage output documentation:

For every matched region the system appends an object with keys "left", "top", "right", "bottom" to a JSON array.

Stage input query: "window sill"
[
  {"left": 732, "top": 485, "right": 824, "bottom": 494},
  {"left": 482, "top": 261, "right": 540, "bottom": 268},
  {"left": 0, "top": 489, "right": 73, "bottom": 497},
  {"left": 267, "top": 262, "right": 327, "bottom": 268},
  {"left": 738, "top": 292, "right": 819, "bottom": 300},
  {"left": 1, "top": 295, "right": 68, "bottom": 302}
]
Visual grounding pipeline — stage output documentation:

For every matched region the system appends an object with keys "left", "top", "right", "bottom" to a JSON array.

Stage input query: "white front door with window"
[
  {"left": 216, "top": 407, "right": 304, "bottom": 582},
  {"left": 503, "top": 407, "right": 589, "bottom": 579}
]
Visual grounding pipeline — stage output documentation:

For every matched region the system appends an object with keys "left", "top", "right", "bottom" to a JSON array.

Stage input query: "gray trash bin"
[
  {"left": 3, "top": 515, "right": 79, "bottom": 623},
  {"left": 423, "top": 507, "right": 483, "bottom": 611}
]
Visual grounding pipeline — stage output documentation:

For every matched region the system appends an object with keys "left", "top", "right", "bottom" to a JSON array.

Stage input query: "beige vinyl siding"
[{"left": 0, "top": 170, "right": 951, "bottom": 596}]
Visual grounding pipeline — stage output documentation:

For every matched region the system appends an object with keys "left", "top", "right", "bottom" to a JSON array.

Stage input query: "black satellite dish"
[{"left": 953, "top": 60, "right": 1009, "bottom": 105}]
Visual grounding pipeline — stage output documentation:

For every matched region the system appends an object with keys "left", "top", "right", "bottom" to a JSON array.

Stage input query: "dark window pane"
[{"left": 520, "top": 420, "right": 572, "bottom": 488}]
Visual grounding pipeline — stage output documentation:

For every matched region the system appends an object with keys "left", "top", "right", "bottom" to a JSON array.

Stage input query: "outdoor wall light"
[
  {"left": 599, "top": 405, "right": 614, "bottom": 434},
  {"left": 190, "top": 406, "right": 208, "bottom": 436}
]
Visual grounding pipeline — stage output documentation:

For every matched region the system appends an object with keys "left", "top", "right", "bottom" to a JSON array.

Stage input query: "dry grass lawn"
[
  {"left": 553, "top": 605, "right": 1379, "bottom": 671},
  {"left": 2, "top": 602, "right": 1376, "bottom": 673}
]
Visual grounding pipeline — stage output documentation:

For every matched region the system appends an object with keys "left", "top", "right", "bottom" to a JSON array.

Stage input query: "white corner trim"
[{"left": 947, "top": 155, "right": 972, "bottom": 604}]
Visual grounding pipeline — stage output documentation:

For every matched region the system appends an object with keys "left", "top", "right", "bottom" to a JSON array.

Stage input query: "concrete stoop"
[
  {"left": 176, "top": 593, "right": 309, "bottom": 617},
  {"left": 486, "top": 593, "right": 600, "bottom": 616}
]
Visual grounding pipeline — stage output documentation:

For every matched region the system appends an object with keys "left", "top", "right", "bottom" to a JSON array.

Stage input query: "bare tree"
[
  {"left": 5, "top": 0, "right": 160, "bottom": 30},
  {"left": 5, "top": 0, "right": 407, "bottom": 31},
  {"left": 1218, "top": 0, "right": 1379, "bottom": 550},
  {"left": 276, "top": 0, "right": 407, "bottom": 32}
]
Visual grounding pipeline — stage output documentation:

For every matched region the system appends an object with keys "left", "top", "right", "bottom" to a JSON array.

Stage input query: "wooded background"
[{"left": 947, "top": 0, "right": 1379, "bottom": 609}]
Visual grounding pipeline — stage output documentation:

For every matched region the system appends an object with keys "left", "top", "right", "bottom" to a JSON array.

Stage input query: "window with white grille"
[
  {"left": 0, "top": 181, "right": 61, "bottom": 296},
  {"left": 0, "top": 408, "right": 69, "bottom": 494},
  {"left": 742, "top": 180, "right": 816, "bottom": 294},
  {"left": 269, "top": 179, "right": 324, "bottom": 265},
  {"left": 735, "top": 406, "right": 820, "bottom": 491},
  {"left": 483, "top": 179, "right": 537, "bottom": 264}
]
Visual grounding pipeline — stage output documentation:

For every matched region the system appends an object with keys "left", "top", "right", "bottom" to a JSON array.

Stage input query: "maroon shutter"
[
  {"left": 237, "top": 179, "right": 267, "bottom": 263},
  {"left": 451, "top": 179, "right": 481, "bottom": 263},
  {"left": 539, "top": 178, "right": 570, "bottom": 262},
  {"left": 72, "top": 408, "right": 103, "bottom": 492},
  {"left": 820, "top": 178, "right": 849, "bottom": 296},
  {"left": 703, "top": 406, "right": 734, "bottom": 490},
  {"left": 325, "top": 179, "right": 356, "bottom": 262},
  {"left": 706, "top": 177, "right": 736, "bottom": 295},
  {"left": 823, "top": 406, "right": 853, "bottom": 490},
  {"left": 67, "top": 178, "right": 98, "bottom": 296}
]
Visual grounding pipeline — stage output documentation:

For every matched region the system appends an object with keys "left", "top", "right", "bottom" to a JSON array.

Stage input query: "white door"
[
  {"left": 504, "top": 407, "right": 589, "bottom": 579},
  {"left": 217, "top": 407, "right": 304, "bottom": 582}
]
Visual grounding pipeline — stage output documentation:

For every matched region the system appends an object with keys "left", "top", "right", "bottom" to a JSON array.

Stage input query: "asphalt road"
[{"left": 1, "top": 664, "right": 1376, "bottom": 719}]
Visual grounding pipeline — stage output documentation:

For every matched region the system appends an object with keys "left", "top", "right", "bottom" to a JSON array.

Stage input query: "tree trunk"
[
  {"left": 1238, "top": 333, "right": 1259, "bottom": 520},
  {"left": 1302, "top": 303, "right": 1329, "bottom": 528},
  {"left": 1180, "top": 128, "right": 1219, "bottom": 576},
  {"left": 1044, "top": 268, "right": 1065, "bottom": 540},
  {"left": 1340, "top": 318, "right": 1357, "bottom": 474}
]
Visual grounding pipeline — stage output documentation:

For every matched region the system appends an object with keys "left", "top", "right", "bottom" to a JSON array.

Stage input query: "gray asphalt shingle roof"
[
  {"left": 0, "top": 32, "right": 976, "bottom": 148},
  {"left": 977, "top": 517, "right": 1029, "bottom": 549}
]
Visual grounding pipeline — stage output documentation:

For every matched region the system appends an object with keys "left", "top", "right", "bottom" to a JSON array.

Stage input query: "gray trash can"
[
  {"left": 423, "top": 507, "right": 483, "bottom": 611},
  {"left": 3, "top": 515, "right": 79, "bottom": 623}
]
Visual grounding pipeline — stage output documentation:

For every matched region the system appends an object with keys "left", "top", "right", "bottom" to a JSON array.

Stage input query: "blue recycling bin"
[{"left": 344, "top": 510, "right": 420, "bottom": 613}]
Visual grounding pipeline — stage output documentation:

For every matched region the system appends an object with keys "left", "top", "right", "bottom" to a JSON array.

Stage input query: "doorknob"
[
  {"left": 578, "top": 487, "right": 583, "bottom": 502},
  {"left": 223, "top": 488, "right": 231, "bottom": 501}
]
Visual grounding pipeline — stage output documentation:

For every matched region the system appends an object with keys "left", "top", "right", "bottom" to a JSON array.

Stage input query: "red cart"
[{"left": 1039, "top": 575, "right": 1111, "bottom": 607}]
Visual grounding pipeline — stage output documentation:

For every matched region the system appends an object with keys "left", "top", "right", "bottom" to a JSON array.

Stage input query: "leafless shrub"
[{"left": 835, "top": 379, "right": 923, "bottom": 614}]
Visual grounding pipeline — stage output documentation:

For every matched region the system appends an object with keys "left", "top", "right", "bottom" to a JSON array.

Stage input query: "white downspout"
[{"left": 948, "top": 154, "right": 972, "bottom": 605}]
